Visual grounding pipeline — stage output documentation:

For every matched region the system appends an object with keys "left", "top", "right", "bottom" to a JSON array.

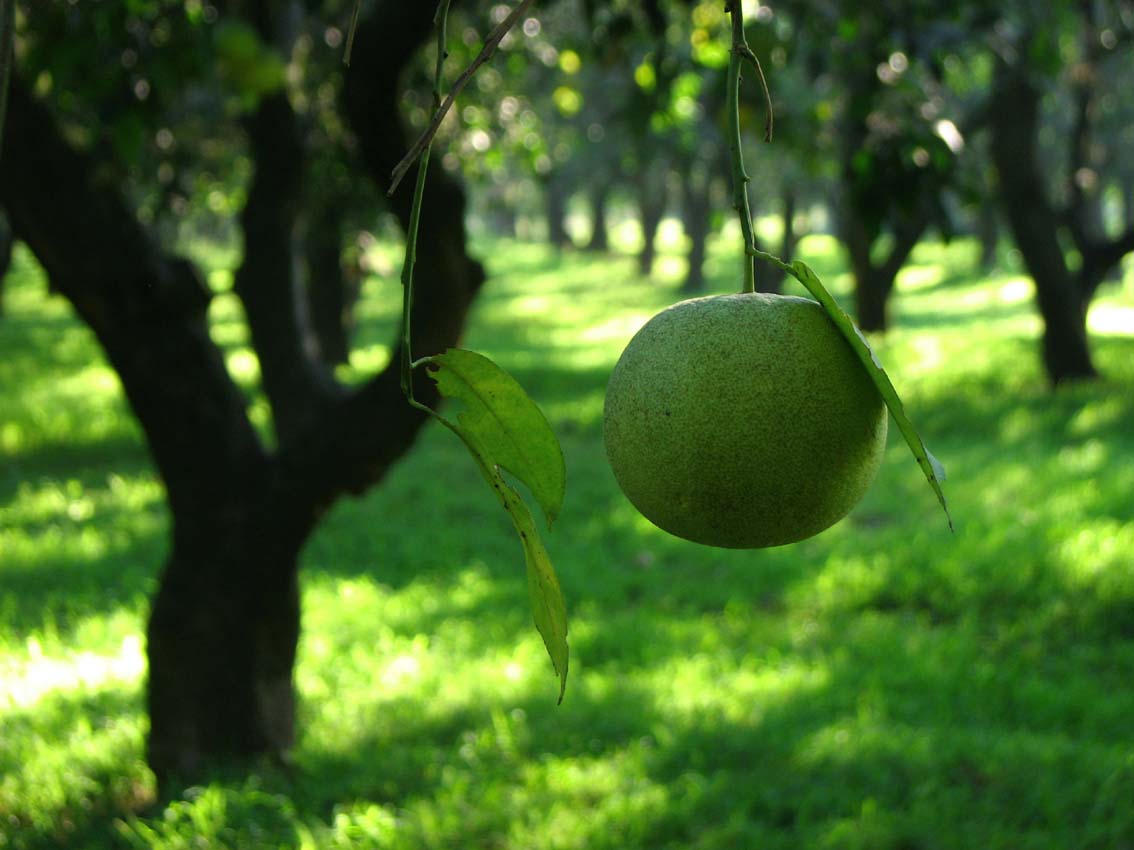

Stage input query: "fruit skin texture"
[{"left": 603, "top": 292, "right": 888, "bottom": 548}]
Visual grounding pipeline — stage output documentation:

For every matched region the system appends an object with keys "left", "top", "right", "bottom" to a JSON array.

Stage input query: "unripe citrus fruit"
[{"left": 603, "top": 292, "right": 887, "bottom": 548}]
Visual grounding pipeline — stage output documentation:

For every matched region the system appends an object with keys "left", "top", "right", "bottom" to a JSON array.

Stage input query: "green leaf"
[
  {"left": 423, "top": 348, "right": 565, "bottom": 527},
  {"left": 752, "top": 250, "right": 953, "bottom": 531},
  {"left": 421, "top": 348, "right": 569, "bottom": 701}
]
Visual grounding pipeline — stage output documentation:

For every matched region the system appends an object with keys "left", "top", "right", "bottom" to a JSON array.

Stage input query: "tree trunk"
[
  {"left": 756, "top": 188, "right": 797, "bottom": 294},
  {"left": 681, "top": 172, "right": 711, "bottom": 293},
  {"left": 854, "top": 269, "right": 891, "bottom": 333},
  {"left": 637, "top": 179, "right": 665, "bottom": 277},
  {"left": 146, "top": 490, "right": 306, "bottom": 779},
  {"left": 305, "top": 203, "right": 357, "bottom": 366},
  {"left": 840, "top": 213, "right": 890, "bottom": 332},
  {"left": 988, "top": 55, "right": 1097, "bottom": 384},
  {"left": 543, "top": 175, "right": 570, "bottom": 248},
  {"left": 839, "top": 196, "right": 925, "bottom": 333},
  {"left": 0, "top": 81, "right": 282, "bottom": 780},
  {"left": 2, "top": 1, "right": 484, "bottom": 789},
  {"left": 585, "top": 184, "right": 610, "bottom": 252}
]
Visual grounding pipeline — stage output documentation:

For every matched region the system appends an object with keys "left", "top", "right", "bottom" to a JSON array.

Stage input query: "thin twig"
[
  {"left": 400, "top": 0, "right": 452, "bottom": 402},
  {"left": 388, "top": 0, "right": 536, "bottom": 195},
  {"left": 342, "top": 0, "right": 362, "bottom": 66},
  {"left": 737, "top": 44, "right": 774, "bottom": 142}
]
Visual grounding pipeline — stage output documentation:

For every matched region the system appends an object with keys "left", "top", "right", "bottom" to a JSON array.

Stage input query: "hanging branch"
[
  {"left": 388, "top": 0, "right": 536, "bottom": 195},
  {"left": 399, "top": 0, "right": 452, "bottom": 405}
]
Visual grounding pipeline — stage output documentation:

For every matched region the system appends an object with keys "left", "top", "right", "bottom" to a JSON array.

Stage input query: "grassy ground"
[{"left": 1, "top": 226, "right": 1133, "bottom": 850}]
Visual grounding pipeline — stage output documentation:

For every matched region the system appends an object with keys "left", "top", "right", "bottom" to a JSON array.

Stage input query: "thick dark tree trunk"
[
  {"left": 585, "top": 184, "right": 610, "bottom": 252},
  {"left": 637, "top": 179, "right": 665, "bottom": 277},
  {"left": 854, "top": 269, "right": 891, "bottom": 332},
  {"left": 0, "top": 82, "right": 278, "bottom": 779},
  {"left": 146, "top": 497, "right": 305, "bottom": 778},
  {"left": 681, "top": 172, "right": 711, "bottom": 293},
  {"left": 305, "top": 203, "right": 357, "bottom": 366},
  {"left": 2, "top": 1, "right": 484, "bottom": 788},
  {"left": 988, "top": 56, "right": 1097, "bottom": 384}
]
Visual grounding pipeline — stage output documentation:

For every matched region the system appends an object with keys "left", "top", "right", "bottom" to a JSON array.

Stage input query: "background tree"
[{"left": 985, "top": 2, "right": 1134, "bottom": 382}]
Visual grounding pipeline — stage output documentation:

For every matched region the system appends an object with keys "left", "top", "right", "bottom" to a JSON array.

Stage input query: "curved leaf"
[
  {"left": 423, "top": 348, "right": 566, "bottom": 527},
  {"left": 753, "top": 250, "right": 953, "bottom": 531},
  {"left": 421, "top": 348, "right": 569, "bottom": 701}
]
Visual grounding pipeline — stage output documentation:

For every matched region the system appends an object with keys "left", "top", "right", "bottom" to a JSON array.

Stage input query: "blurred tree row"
[
  {"left": 1, "top": 0, "right": 1132, "bottom": 786},
  {"left": 438, "top": 0, "right": 1132, "bottom": 380}
]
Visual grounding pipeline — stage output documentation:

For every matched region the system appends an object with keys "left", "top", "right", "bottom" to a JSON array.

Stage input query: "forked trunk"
[{"left": 988, "top": 53, "right": 1098, "bottom": 384}]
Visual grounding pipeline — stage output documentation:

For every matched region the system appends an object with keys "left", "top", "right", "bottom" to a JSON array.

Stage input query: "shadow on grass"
[
  {"left": 5, "top": 236, "right": 1134, "bottom": 848},
  {"left": 0, "top": 537, "right": 160, "bottom": 638},
  {"left": 42, "top": 604, "right": 1134, "bottom": 849}
]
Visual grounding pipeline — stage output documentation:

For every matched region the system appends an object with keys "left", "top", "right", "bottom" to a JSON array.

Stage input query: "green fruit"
[{"left": 603, "top": 292, "right": 887, "bottom": 548}]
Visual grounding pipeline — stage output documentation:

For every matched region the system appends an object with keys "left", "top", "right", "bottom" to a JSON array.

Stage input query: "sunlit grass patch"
[{"left": 2, "top": 233, "right": 1133, "bottom": 849}]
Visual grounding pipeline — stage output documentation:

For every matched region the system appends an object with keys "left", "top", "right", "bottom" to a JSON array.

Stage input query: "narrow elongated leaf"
[
  {"left": 423, "top": 348, "right": 566, "bottom": 526},
  {"left": 753, "top": 250, "right": 953, "bottom": 530},
  {"left": 422, "top": 348, "right": 569, "bottom": 701}
]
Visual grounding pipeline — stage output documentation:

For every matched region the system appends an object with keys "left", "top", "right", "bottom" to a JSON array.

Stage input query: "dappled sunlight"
[
  {"left": 224, "top": 348, "right": 261, "bottom": 383},
  {"left": 4, "top": 234, "right": 1134, "bottom": 848},
  {"left": 894, "top": 262, "right": 945, "bottom": 291},
  {"left": 0, "top": 364, "right": 138, "bottom": 459},
  {"left": 647, "top": 654, "right": 831, "bottom": 726},
  {"left": 1089, "top": 299, "right": 1134, "bottom": 335},
  {"left": 1, "top": 631, "right": 145, "bottom": 711}
]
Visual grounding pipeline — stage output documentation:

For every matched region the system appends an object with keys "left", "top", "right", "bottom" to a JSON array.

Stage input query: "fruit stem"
[{"left": 725, "top": 0, "right": 757, "bottom": 294}]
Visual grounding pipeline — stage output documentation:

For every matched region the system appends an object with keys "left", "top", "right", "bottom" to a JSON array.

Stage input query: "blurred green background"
[{"left": 3, "top": 0, "right": 1134, "bottom": 848}]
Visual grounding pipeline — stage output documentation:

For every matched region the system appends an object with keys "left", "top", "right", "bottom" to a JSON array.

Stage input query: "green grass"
[{"left": 1, "top": 228, "right": 1133, "bottom": 850}]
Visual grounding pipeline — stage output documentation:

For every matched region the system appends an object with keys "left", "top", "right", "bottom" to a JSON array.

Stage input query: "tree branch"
[
  {"left": 0, "top": 79, "right": 268, "bottom": 516},
  {"left": 233, "top": 91, "right": 341, "bottom": 446},
  {"left": 388, "top": 0, "right": 536, "bottom": 195},
  {"left": 277, "top": 1, "right": 485, "bottom": 512},
  {"left": 1078, "top": 228, "right": 1134, "bottom": 300}
]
